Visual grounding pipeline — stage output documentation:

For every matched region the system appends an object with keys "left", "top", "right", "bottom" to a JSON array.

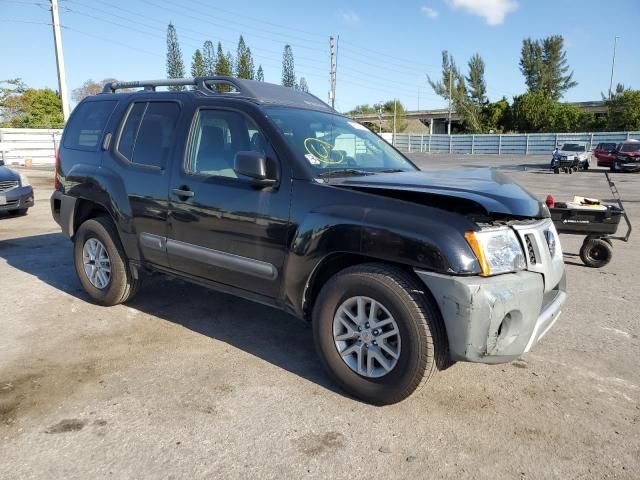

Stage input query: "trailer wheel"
[
  {"left": 580, "top": 238, "right": 613, "bottom": 268},
  {"left": 553, "top": 167, "right": 560, "bottom": 174}
]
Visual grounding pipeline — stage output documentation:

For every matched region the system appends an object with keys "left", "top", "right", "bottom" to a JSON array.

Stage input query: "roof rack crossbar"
[{"left": 101, "top": 76, "right": 252, "bottom": 97}]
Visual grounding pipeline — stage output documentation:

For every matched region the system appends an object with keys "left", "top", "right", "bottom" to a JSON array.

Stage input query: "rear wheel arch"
[{"left": 72, "top": 198, "right": 114, "bottom": 238}]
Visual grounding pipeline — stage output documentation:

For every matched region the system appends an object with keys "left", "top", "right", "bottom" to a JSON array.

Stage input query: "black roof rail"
[
  {"left": 101, "top": 76, "right": 251, "bottom": 96},
  {"left": 101, "top": 76, "right": 335, "bottom": 113}
]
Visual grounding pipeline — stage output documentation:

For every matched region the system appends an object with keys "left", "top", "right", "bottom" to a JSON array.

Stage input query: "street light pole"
[
  {"left": 50, "top": 0, "right": 70, "bottom": 121},
  {"left": 447, "top": 70, "right": 452, "bottom": 135},
  {"left": 608, "top": 35, "right": 620, "bottom": 101}
]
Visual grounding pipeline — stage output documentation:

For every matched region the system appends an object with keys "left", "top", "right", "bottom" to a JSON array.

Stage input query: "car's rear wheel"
[
  {"left": 312, "top": 263, "right": 446, "bottom": 405},
  {"left": 74, "top": 216, "right": 140, "bottom": 306}
]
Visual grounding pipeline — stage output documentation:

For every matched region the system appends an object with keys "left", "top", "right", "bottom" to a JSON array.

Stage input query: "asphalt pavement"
[{"left": 1, "top": 156, "right": 638, "bottom": 479}]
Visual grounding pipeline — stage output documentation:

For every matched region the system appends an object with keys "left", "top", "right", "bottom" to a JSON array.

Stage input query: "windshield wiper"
[
  {"left": 317, "top": 169, "right": 373, "bottom": 178},
  {"left": 377, "top": 168, "right": 405, "bottom": 173}
]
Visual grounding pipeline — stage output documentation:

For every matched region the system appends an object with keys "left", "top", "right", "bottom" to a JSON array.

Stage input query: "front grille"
[
  {"left": 525, "top": 234, "right": 537, "bottom": 264},
  {"left": 1, "top": 199, "right": 18, "bottom": 207},
  {"left": 0, "top": 180, "right": 19, "bottom": 192}
]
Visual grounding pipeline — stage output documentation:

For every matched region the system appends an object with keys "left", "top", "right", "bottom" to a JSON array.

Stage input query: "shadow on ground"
[{"left": 0, "top": 232, "right": 341, "bottom": 397}]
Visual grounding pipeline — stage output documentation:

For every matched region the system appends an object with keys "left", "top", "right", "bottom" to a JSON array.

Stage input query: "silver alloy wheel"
[
  {"left": 82, "top": 238, "right": 112, "bottom": 289},
  {"left": 332, "top": 296, "right": 401, "bottom": 378}
]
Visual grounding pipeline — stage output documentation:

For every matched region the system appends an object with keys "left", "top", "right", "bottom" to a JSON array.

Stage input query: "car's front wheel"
[
  {"left": 312, "top": 263, "right": 446, "bottom": 405},
  {"left": 74, "top": 216, "right": 140, "bottom": 306}
]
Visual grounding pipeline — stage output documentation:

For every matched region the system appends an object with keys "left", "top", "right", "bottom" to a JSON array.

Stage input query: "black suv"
[{"left": 51, "top": 77, "right": 566, "bottom": 404}]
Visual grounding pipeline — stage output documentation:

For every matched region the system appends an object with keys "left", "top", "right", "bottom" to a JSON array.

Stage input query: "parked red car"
[
  {"left": 611, "top": 140, "right": 640, "bottom": 173},
  {"left": 593, "top": 142, "right": 618, "bottom": 167}
]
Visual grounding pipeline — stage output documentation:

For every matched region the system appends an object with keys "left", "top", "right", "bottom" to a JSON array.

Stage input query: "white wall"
[{"left": 0, "top": 128, "right": 63, "bottom": 166}]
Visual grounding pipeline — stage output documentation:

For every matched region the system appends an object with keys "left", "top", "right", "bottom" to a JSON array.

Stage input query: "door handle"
[{"left": 172, "top": 188, "right": 194, "bottom": 198}]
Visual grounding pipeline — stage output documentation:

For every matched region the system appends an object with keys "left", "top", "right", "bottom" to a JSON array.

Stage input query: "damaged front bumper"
[{"left": 415, "top": 269, "right": 566, "bottom": 364}]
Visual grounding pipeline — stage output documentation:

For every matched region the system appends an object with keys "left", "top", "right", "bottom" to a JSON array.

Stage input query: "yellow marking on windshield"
[{"left": 304, "top": 138, "right": 345, "bottom": 165}]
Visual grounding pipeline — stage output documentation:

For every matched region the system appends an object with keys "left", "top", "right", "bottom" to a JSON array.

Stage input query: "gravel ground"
[{"left": 1, "top": 156, "right": 638, "bottom": 479}]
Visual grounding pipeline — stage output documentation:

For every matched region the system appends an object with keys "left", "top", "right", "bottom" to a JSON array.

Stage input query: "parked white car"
[{"left": 550, "top": 142, "right": 591, "bottom": 173}]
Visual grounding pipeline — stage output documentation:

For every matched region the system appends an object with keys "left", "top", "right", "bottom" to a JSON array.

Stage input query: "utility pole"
[
  {"left": 328, "top": 36, "right": 338, "bottom": 109},
  {"left": 50, "top": 0, "right": 70, "bottom": 122},
  {"left": 608, "top": 35, "right": 620, "bottom": 101},
  {"left": 377, "top": 101, "right": 383, "bottom": 134},
  {"left": 447, "top": 69, "right": 452, "bottom": 135},
  {"left": 392, "top": 99, "right": 397, "bottom": 143}
]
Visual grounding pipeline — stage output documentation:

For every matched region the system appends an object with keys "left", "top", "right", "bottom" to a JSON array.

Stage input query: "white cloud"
[
  {"left": 446, "top": 0, "right": 518, "bottom": 25},
  {"left": 340, "top": 10, "right": 361, "bottom": 25},
  {"left": 421, "top": 6, "right": 440, "bottom": 19}
]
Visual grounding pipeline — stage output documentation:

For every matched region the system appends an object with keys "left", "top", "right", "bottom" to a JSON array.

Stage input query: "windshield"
[
  {"left": 264, "top": 107, "right": 417, "bottom": 175},
  {"left": 621, "top": 143, "right": 640, "bottom": 153},
  {"left": 560, "top": 143, "right": 586, "bottom": 152}
]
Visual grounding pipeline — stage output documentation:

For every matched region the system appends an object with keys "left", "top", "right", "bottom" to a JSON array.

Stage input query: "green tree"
[
  {"left": 191, "top": 49, "right": 206, "bottom": 78},
  {"left": 482, "top": 97, "right": 511, "bottom": 132},
  {"left": 519, "top": 36, "right": 576, "bottom": 100},
  {"left": 1, "top": 88, "right": 64, "bottom": 128},
  {"left": 607, "top": 88, "right": 640, "bottom": 131},
  {"left": 203, "top": 40, "right": 216, "bottom": 76},
  {"left": 383, "top": 100, "right": 408, "bottom": 133},
  {"left": 510, "top": 91, "right": 556, "bottom": 132},
  {"left": 466, "top": 53, "right": 487, "bottom": 107},
  {"left": 299, "top": 77, "right": 309, "bottom": 93},
  {"left": 166, "top": 22, "right": 185, "bottom": 91},
  {"left": 427, "top": 50, "right": 463, "bottom": 102},
  {"left": 214, "top": 42, "right": 232, "bottom": 92},
  {"left": 236, "top": 35, "right": 254, "bottom": 79},
  {"left": 429, "top": 51, "right": 486, "bottom": 133},
  {"left": 282, "top": 45, "right": 296, "bottom": 88},
  {"left": 256, "top": 65, "right": 264, "bottom": 82}
]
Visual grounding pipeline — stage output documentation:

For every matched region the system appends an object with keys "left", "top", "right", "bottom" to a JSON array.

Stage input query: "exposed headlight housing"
[
  {"left": 19, "top": 173, "right": 31, "bottom": 187},
  {"left": 465, "top": 228, "right": 526, "bottom": 276}
]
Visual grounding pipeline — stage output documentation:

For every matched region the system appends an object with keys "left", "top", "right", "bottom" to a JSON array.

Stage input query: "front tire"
[
  {"left": 74, "top": 216, "right": 140, "bottom": 306},
  {"left": 312, "top": 264, "right": 446, "bottom": 405}
]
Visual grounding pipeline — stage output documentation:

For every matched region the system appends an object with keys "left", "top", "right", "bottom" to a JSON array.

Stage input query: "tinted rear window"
[
  {"left": 117, "top": 101, "right": 180, "bottom": 168},
  {"left": 63, "top": 100, "right": 117, "bottom": 150}
]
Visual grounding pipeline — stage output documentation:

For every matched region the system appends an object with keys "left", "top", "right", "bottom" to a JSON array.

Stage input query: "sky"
[{"left": 1, "top": 0, "right": 639, "bottom": 113}]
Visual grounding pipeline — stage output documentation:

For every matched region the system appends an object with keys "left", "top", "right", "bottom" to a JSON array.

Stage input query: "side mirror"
[{"left": 234, "top": 151, "right": 277, "bottom": 186}]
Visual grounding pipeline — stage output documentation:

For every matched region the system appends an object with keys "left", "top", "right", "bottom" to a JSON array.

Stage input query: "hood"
[
  {"left": 0, "top": 166, "right": 20, "bottom": 182},
  {"left": 328, "top": 168, "right": 547, "bottom": 218},
  {"left": 556, "top": 150, "right": 587, "bottom": 157}
]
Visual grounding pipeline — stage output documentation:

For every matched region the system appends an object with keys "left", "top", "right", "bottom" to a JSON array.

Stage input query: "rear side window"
[
  {"left": 117, "top": 101, "right": 180, "bottom": 168},
  {"left": 63, "top": 100, "right": 117, "bottom": 150}
]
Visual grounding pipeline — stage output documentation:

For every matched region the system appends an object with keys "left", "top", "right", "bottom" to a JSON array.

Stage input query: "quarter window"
[
  {"left": 187, "top": 109, "right": 268, "bottom": 178},
  {"left": 63, "top": 100, "right": 117, "bottom": 150},
  {"left": 117, "top": 101, "right": 180, "bottom": 168}
]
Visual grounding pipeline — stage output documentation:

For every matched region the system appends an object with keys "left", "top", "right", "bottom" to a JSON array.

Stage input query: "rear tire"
[
  {"left": 74, "top": 216, "right": 140, "bottom": 306},
  {"left": 312, "top": 263, "right": 446, "bottom": 405},
  {"left": 580, "top": 238, "right": 613, "bottom": 268}
]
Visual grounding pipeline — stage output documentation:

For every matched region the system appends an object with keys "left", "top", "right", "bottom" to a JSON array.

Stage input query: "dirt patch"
[
  {"left": 297, "top": 431, "right": 345, "bottom": 456},
  {"left": 45, "top": 418, "right": 87, "bottom": 434}
]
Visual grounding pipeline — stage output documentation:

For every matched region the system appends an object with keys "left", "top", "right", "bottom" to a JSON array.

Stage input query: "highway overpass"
[{"left": 350, "top": 101, "right": 608, "bottom": 134}]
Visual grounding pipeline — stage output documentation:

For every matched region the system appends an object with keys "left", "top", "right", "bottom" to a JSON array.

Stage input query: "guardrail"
[
  {"left": 383, "top": 131, "right": 640, "bottom": 155},
  {"left": 0, "top": 128, "right": 63, "bottom": 166}
]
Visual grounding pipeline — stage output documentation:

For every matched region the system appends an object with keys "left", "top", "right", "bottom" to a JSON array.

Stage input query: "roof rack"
[
  {"left": 101, "top": 76, "right": 251, "bottom": 96},
  {"left": 101, "top": 76, "right": 335, "bottom": 113}
]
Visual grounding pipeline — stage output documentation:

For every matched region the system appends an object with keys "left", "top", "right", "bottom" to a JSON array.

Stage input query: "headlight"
[
  {"left": 19, "top": 173, "right": 31, "bottom": 187},
  {"left": 465, "top": 228, "right": 526, "bottom": 276}
]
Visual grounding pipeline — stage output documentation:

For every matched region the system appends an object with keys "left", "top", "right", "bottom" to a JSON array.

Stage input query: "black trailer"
[{"left": 550, "top": 173, "right": 632, "bottom": 267}]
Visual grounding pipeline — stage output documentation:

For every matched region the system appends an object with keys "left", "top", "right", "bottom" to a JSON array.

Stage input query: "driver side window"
[{"left": 186, "top": 109, "right": 268, "bottom": 178}]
